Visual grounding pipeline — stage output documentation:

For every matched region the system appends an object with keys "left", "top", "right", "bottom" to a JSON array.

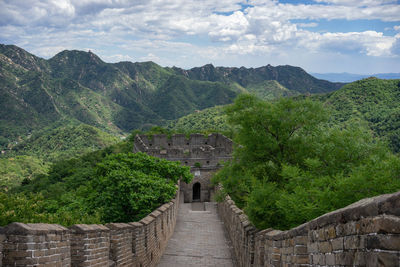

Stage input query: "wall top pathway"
[{"left": 158, "top": 202, "right": 236, "bottom": 267}]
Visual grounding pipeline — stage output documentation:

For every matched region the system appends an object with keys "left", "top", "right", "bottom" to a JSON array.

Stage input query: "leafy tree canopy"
[
  {"left": 1, "top": 151, "right": 192, "bottom": 226},
  {"left": 213, "top": 94, "right": 400, "bottom": 230}
]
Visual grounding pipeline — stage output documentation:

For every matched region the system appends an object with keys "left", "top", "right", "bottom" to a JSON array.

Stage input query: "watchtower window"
[{"left": 193, "top": 182, "right": 201, "bottom": 201}]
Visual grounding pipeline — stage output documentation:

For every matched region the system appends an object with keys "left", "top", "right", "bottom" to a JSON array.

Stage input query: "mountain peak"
[
  {"left": 50, "top": 49, "right": 105, "bottom": 65},
  {"left": 0, "top": 43, "right": 48, "bottom": 71}
]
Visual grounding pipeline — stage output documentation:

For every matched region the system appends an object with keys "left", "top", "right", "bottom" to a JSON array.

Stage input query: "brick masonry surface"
[
  {"left": 158, "top": 202, "right": 235, "bottom": 267},
  {"left": 218, "top": 189, "right": 400, "bottom": 267},
  {"left": 0, "top": 183, "right": 180, "bottom": 267},
  {"left": 134, "top": 133, "right": 233, "bottom": 203}
]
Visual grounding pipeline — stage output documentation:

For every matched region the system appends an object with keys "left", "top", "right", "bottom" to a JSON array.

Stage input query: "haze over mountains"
[{"left": 0, "top": 44, "right": 343, "bottom": 145}]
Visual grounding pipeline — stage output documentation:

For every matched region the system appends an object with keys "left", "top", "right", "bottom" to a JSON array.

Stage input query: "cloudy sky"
[{"left": 1, "top": 0, "right": 399, "bottom": 73}]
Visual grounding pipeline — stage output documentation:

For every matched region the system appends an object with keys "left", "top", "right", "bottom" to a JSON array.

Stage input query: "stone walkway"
[{"left": 158, "top": 202, "right": 235, "bottom": 267}]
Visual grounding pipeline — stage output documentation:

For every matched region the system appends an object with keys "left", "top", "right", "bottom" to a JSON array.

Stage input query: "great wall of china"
[{"left": 0, "top": 133, "right": 399, "bottom": 266}]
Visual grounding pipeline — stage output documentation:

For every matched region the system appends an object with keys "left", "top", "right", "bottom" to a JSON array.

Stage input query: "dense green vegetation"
[
  {"left": 0, "top": 44, "right": 342, "bottom": 145},
  {"left": 0, "top": 123, "right": 121, "bottom": 189},
  {"left": 0, "top": 44, "right": 344, "bottom": 192},
  {"left": 167, "top": 106, "right": 233, "bottom": 136},
  {"left": 213, "top": 94, "right": 400, "bottom": 230},
  {"left": 0, "top": 143, "right": 192, "bottom": 226},
  {"left": 0, "top": 156, "right": 49, "bottom": 190},
  {"left": 170, "top": 78, "right": 400, "bottom": 155},
  {"left": 9, "top": 123, "right": 121, "bottom": 161},
  {"left": 318, "top": 78, "right": 400, "bottom": 152}
]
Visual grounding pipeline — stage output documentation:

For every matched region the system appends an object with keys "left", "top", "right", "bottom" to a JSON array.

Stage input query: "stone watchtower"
[{"left": 133, "top": 133, "right": 233, "bottom": 202}]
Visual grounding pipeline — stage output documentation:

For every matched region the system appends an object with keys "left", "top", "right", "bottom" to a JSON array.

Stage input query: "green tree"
[
  {"left": 214, "top": 94, "right": 400, "bottom": 230},
  {"left": 85, "top": 152, "right": 192, "bottom": 223},
  {"left": 2, "top": 151, "right": 192, "bottom": 226}
]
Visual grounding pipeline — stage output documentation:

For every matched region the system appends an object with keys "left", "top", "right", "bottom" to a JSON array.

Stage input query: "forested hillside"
[
  {"left": 0, "top": 44, "right": 343, "bottom": 147},
  {"left": 169, "top": 78, "right": 400, "bottom": 153},
  {"left": 318, "top": 78, "right": 400, "bottom": 152}
]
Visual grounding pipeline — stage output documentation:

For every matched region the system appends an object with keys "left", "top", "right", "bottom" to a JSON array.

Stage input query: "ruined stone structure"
[
  {"left": 0, "top": 183, "right": 181, "bottom": 267},
  {"left": 218, "top": 188, "right": 400, "bottom": 267},
  {"left": 134, "top": 133, "right": 233, "bottom": 203}
]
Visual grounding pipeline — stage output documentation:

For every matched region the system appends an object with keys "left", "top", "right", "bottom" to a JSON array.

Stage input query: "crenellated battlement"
[
  {"left": 134, "top": 133, "right": 233, "bottom": 203},
  {"left": 134, "top": 133, "right": 233, "bottom": 168}
]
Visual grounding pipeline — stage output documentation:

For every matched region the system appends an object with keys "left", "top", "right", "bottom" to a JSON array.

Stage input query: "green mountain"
[
  {"left": 172, "top": 63, "right": 343, "bottom": 94},
  {"left": 317, "top": 78, "right": 400, "bottom": 152},
  {"left": 0, "top": 123, "right": 120, "bottom": 189},
  {"left": 9, "top": 123, "right": 121, "bottom": 161},
  {"left": 166, "top": 105, "right": 231, "bottom": 134},
  {"left": 169, "top": 78, "right": 400, "bottom": 153},
  {"left": 0, "top": 44, "right": 343, "bottom": 149}
]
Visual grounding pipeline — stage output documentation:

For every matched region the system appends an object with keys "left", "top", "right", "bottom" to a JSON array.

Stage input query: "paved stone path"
[{"left": 158, "top": 202, "right": 235, "bottom": 267}]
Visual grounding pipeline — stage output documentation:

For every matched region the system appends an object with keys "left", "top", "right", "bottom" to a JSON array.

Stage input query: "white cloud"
[
  {"left": 297, "top": 22, "right": 318, "bottom": 28},
  {"left": 305, "top": 31, "right": 395, "bottom": 57},
  {"left": 139, "top": 53, "right": 160, "bottom": 62},
  {"left": 102, "top": 53, "right": 135, "bottom": 62},
  {"left": 246, "top": 1, "right": 400, "bottom": 22},
  {"left": 0, "top": 0, "right": 399, "bottom": 72},
  {"left": 312, "top": 0, "right": 397, "bottom": 6}
]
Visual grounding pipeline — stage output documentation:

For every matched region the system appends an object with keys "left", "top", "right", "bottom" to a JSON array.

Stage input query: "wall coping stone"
[
  {"left": 69, "top": 224, "right": 109, "bottom": 233},
  {"left": 265, "top": 230, "right": 283, "bottom": 238},
  {"left": 0, "top": 222, "right": 68, "bottom": 235},
  {"left": 129, "top": 222, "right": 143, "bottom": 228},
  {"left": 106, "top": 223, "right": 133, "bottom": 230},
  {"left": 139, "top": 215, "right": 155, "bottom": 226},
  {"left": 150, "top": 210, "right": 162, "bottom": 218},
  {"left": 275, "top": 223, "right": 309, "bottom": 240},
  {"left": 308, "top": 191, "right": 400, "bottom": 230},
  {"left": 158, "top": 204, "right": 169, "bottom": 213}
]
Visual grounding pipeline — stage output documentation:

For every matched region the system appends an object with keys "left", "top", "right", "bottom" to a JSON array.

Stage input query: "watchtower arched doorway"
[{"left": 192, "top": 182, "right": 201, "bottom": 201}]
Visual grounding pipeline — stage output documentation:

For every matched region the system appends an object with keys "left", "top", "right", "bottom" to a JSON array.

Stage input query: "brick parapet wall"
[
  {"left": 106, "top": 223, "right": 135, "bottom": 266},
  {"left": 0, "top": 182, "right": 180, "bottom": 267},
  {"left": 133, "top": 133, "right": 233, "bottom": 167},
  {"left": 0, "top": 223, "right": 71, "bottom": 266},
  {"left": 69, "top": 224, "right": 110, "bottom": 266},
  {"left": 218, "top": 190, "right": 400, "bottom": 267}
]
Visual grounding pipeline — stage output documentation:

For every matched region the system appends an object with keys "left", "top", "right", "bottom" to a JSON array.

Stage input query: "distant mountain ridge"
[
  {"left": 174, "top": 64, "right": 343, "bottom": 94},
  {"left": 311, "top": 72, "right": 400, "bottom": 83},
  {"left": 0, "top": 44, "right": 344, "bottom": 148}
]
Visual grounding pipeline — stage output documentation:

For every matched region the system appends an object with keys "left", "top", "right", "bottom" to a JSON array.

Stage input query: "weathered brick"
[
  {"left": 335, "top": 251, "right": 355, "bottom": 265},
  {"left": 344, "top": 235, "right": 366, "bottom": 250},
  {"left": 307, "top": 242, "right": 318, "bottom": 253},
  {"left": 331, "top": 237, "right": 344, "bottom": 251},
  {"left": 367, "top": 234, "right": 400, "bottom": 250},
  {"left": 319, "top": 241, "right": 332, "bottom": 253},
  {"left": 326, "top": 253, "right": 335, "bottom": 266}
]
